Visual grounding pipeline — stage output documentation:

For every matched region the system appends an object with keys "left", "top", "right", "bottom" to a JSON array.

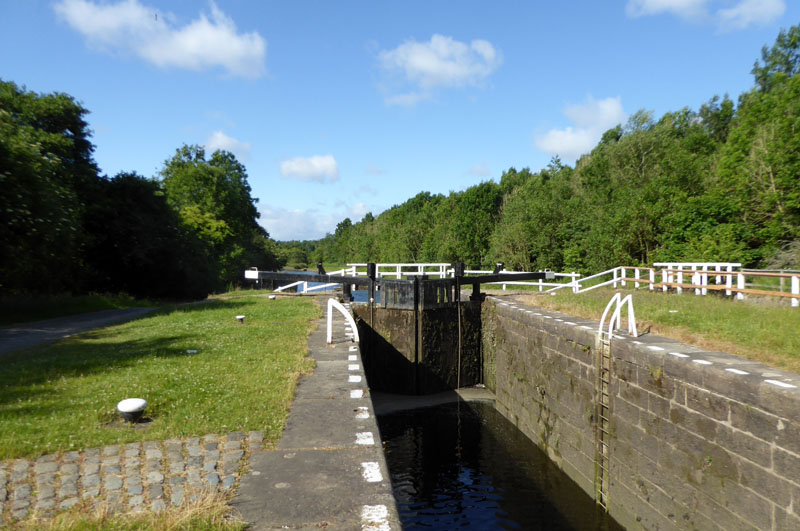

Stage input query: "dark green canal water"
[{"left": 377, "top": 401, "right": 623, "bottom": 530}]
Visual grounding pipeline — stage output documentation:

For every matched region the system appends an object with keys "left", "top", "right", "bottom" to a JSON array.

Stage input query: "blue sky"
[{"left": 1, "top": 1, "right": 797, "bottom": 240}]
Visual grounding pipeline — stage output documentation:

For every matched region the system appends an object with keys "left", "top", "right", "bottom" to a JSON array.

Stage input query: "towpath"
[
  {"left": 0, "top": 308, "right": 157, "bottom": 356},
  {"left": 233, "top": 300, "right": 401, "bottom": 530}
]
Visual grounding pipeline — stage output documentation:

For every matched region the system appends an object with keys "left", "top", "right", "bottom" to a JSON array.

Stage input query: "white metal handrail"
[
  {"left": 599, "top": 292, "right": 638, "bottom": 338},
  {"left": 326, "top": 298, "right": 359, "bottom": 344}
]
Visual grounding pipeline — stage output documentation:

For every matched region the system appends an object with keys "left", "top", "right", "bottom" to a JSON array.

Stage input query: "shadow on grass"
[{"left": 0, "top": 298, "right": 266, "bottom": 409}]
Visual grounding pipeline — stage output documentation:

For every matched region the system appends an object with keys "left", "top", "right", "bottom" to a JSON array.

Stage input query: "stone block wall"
[{"left": 482, "top": 296, "right": 800, "bottom": 530}]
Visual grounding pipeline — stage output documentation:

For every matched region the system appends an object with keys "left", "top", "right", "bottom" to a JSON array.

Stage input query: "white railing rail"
[
  {"left": 574, "top": 266, "right": 655, "bottom": 294},
  {"left": 347, "top": 263, "right": 451, "bottom": 279},
  {"left": 274, "top": 280, "right": 306, "bottom": 293}
]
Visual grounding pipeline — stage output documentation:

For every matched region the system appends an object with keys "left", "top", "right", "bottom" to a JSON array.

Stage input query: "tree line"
[
  {"left": 0, "top": 81, "right": 281, "bottom": 299},
  {"left": 283, "top": 25, "right": 800, "bottom": 274}
]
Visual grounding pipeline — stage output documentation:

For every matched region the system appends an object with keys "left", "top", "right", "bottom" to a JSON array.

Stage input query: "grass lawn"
[
  {"left": 0, "top": 295, "right": 318, "bottom": 460},
  {"left": 520, "top": 287, "right": 800, "bottom": 374},
  {"left": 0, "top": 293, "right": 157, "bottom": 326}
]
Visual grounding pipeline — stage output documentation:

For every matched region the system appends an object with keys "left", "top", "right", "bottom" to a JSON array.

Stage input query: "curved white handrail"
[
  {"left": 327, "top": 298, "right": 360, "bottom": 344},
  {"left": 598, "top": 293, "right": 637, "bottom": 338}
]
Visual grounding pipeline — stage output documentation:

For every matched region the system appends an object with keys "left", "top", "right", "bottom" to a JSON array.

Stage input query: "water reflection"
[{"left": 378, "top": 402, "right": 622, "bottom": 530}]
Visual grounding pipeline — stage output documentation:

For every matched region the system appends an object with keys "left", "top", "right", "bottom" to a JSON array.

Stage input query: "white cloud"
[
  {"left": 718, "top": 0, "right": 785, "bottom": 31},
  {"left": 626, "top": 0, "right": 709, "bottom": 20},
  {"left": 260, "top": 202, "right": 375, "bottom": 240},
  {"left": 259, "top": 206, "right": 336, "bottom": 241},
  {"left": 205, "top": 130, "right": 251, "bottom": 161},
  {"left": 378, "top": 34, "right": 501, "bottom": 105},
  {"left": 53, "top": 0, "right": 266, "bottom": 78},
  {"left": 279, "top": 155, "right": 339, "bottom": 183},
  {"left": 467, "top": 163, "right": 491, "bottom": 177},
  {"left": 535, "top": 96, "right": 627, "bottom": 162},
  {"left": 625, "top": 0, "right": 786, "bottom": 29}
]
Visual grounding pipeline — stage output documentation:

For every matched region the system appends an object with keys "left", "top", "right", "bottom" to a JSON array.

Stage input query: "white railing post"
[
  {"left": 621, "top": 267, "right": 626, "bottom": 287},
  {"left": 649, "top": 268, "right": 655, "bottom": 291},
  {"left": 737, "top": 272, "right": 745, "bottom": 300},
  {"left": 792, "top": 275, "right": 799, "bottom": 308},
  {"left": 701, "top": 265, "right": 708, "bottom": 296},
  {"left": 726, "top": 266, "right": 733, "bottom": 296},
  {"left": 613, "top": 268, "right": 619, "bottom": 289},
  {"left": 572, "top": 272, "right": 579, "bottom": 293},
  {"left": 676, "top": 266, "right": 684, "bottom": 295},
  {"left": 634, "top": 268, "right": 640, "bottom": 289}
]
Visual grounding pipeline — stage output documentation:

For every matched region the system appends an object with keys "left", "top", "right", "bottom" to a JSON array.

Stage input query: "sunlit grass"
[
  {"left": 0, "top": 293, "right": 157, "bottom": 326},
  {"left": 520, "top": 288, "right": 800, "bottom": 373},
  {"left": 0, "top": 296, "right": 318, "bottom": 460}
]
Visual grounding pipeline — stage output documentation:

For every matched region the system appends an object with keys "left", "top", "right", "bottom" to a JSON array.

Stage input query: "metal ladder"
[
  {"left": 595, "top": 330, "right": 612, "bottom": 509},
  {"left": 595, "top": 293, "right": 637, "bottom": 510}
]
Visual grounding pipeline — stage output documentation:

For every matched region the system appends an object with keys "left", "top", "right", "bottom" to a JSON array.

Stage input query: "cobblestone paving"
[{"left": 0, "top": 431, "right": 263, "bottom": 524}]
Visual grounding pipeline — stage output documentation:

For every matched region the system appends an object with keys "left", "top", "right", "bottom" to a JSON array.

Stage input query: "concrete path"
[
  {"left": 234, "top": 301, "right": 400, "bottom": 530},
  {"left": 0, "top": 308, "right": 157, "bottom": 355}
]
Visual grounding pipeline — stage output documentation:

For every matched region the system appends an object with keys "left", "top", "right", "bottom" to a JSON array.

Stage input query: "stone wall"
[{"left": 482, "top": 296, "right": 800, "bottom": 530}]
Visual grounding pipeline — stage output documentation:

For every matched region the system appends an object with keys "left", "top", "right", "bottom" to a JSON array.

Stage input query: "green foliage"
[
  {"left": 0, "top": 81, "right": 282, "bottom": 300},
  {"left": 160, "top": 145, "right": 281, "bottom": 291},
  {"left": 310, "top": 23, "right": 800, "bottom": 273},
  {"left": 82, "top": 172, "right": 214, "bottom": 299},
  {"left": 0, "top": 80, "right": 97, "bottom": 293},
  {"left": 752, "top": 25, "right": 800, "bottom": 92}
]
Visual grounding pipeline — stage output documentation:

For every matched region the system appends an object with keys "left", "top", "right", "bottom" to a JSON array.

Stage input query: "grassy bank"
[
  {"left": 0, "top": 293, "right": 157, "bottom": 326},
  {"left": 521, "top": 288, "right": 800, "bottom": 374},
  {"left": 0, "top": 296, "right": 318, "bottom": 460}
]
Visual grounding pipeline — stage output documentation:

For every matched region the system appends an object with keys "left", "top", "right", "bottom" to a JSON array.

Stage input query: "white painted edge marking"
[
  {"left": 565, "top": 322, "right": 576, "bottom": 325},
  {"left": 580, "top": 325, "right": 593, "bottom": 330},
  {"left": 554, "top": 318, "right": 563, "bottom": 322},
  {"left": 345, "top": 327, "right": 353, "bottom": 332},
  {"left": 348, "top": 364, "right": 359, "bottom": 371},
  {"left": 355, "top": 407, "right": 369, "bottom": 419},
  {"left": 361, "top": 462, "right": 382, "bottom": 482},
  {"left": 348, "top": 355, "right": 357, "bottom": 361},
  {"left": 765, "top": 379, "right": 797, "bottom": 389},
  {"left": 349, "top": 346, "right": 358, "bottom": 352},
  {"left": 356, "top": 432, "right": 375, "bottom": 446},
  {"left": 668, "top": 352, "right": 689, "bottom": 358},
  {"left": 532, "top": 312, "right": 541, "bottom": 316},
  {"left": 632, "top": 340, "right": 643, "bottom": 345},
  {"left": 361, "top": 504, "right": 389, "bottom": 530},
  {"left": 350, "top": 389, "right": 364, "bottom": 399},
  {"left": 543, "top": 315, "right": 552, "bottom": 319},
  {"left": 726, "top": 368, "right": 749, "bottom": 375},
  {"left": 349, "top": 375, "right": 362, "bottom": 383},
  {"left": 647, "top": 346, "right": 665, "bottom": 351},
  {"left": 692, "top": 359, "right": 712, "bottom": 365}
]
